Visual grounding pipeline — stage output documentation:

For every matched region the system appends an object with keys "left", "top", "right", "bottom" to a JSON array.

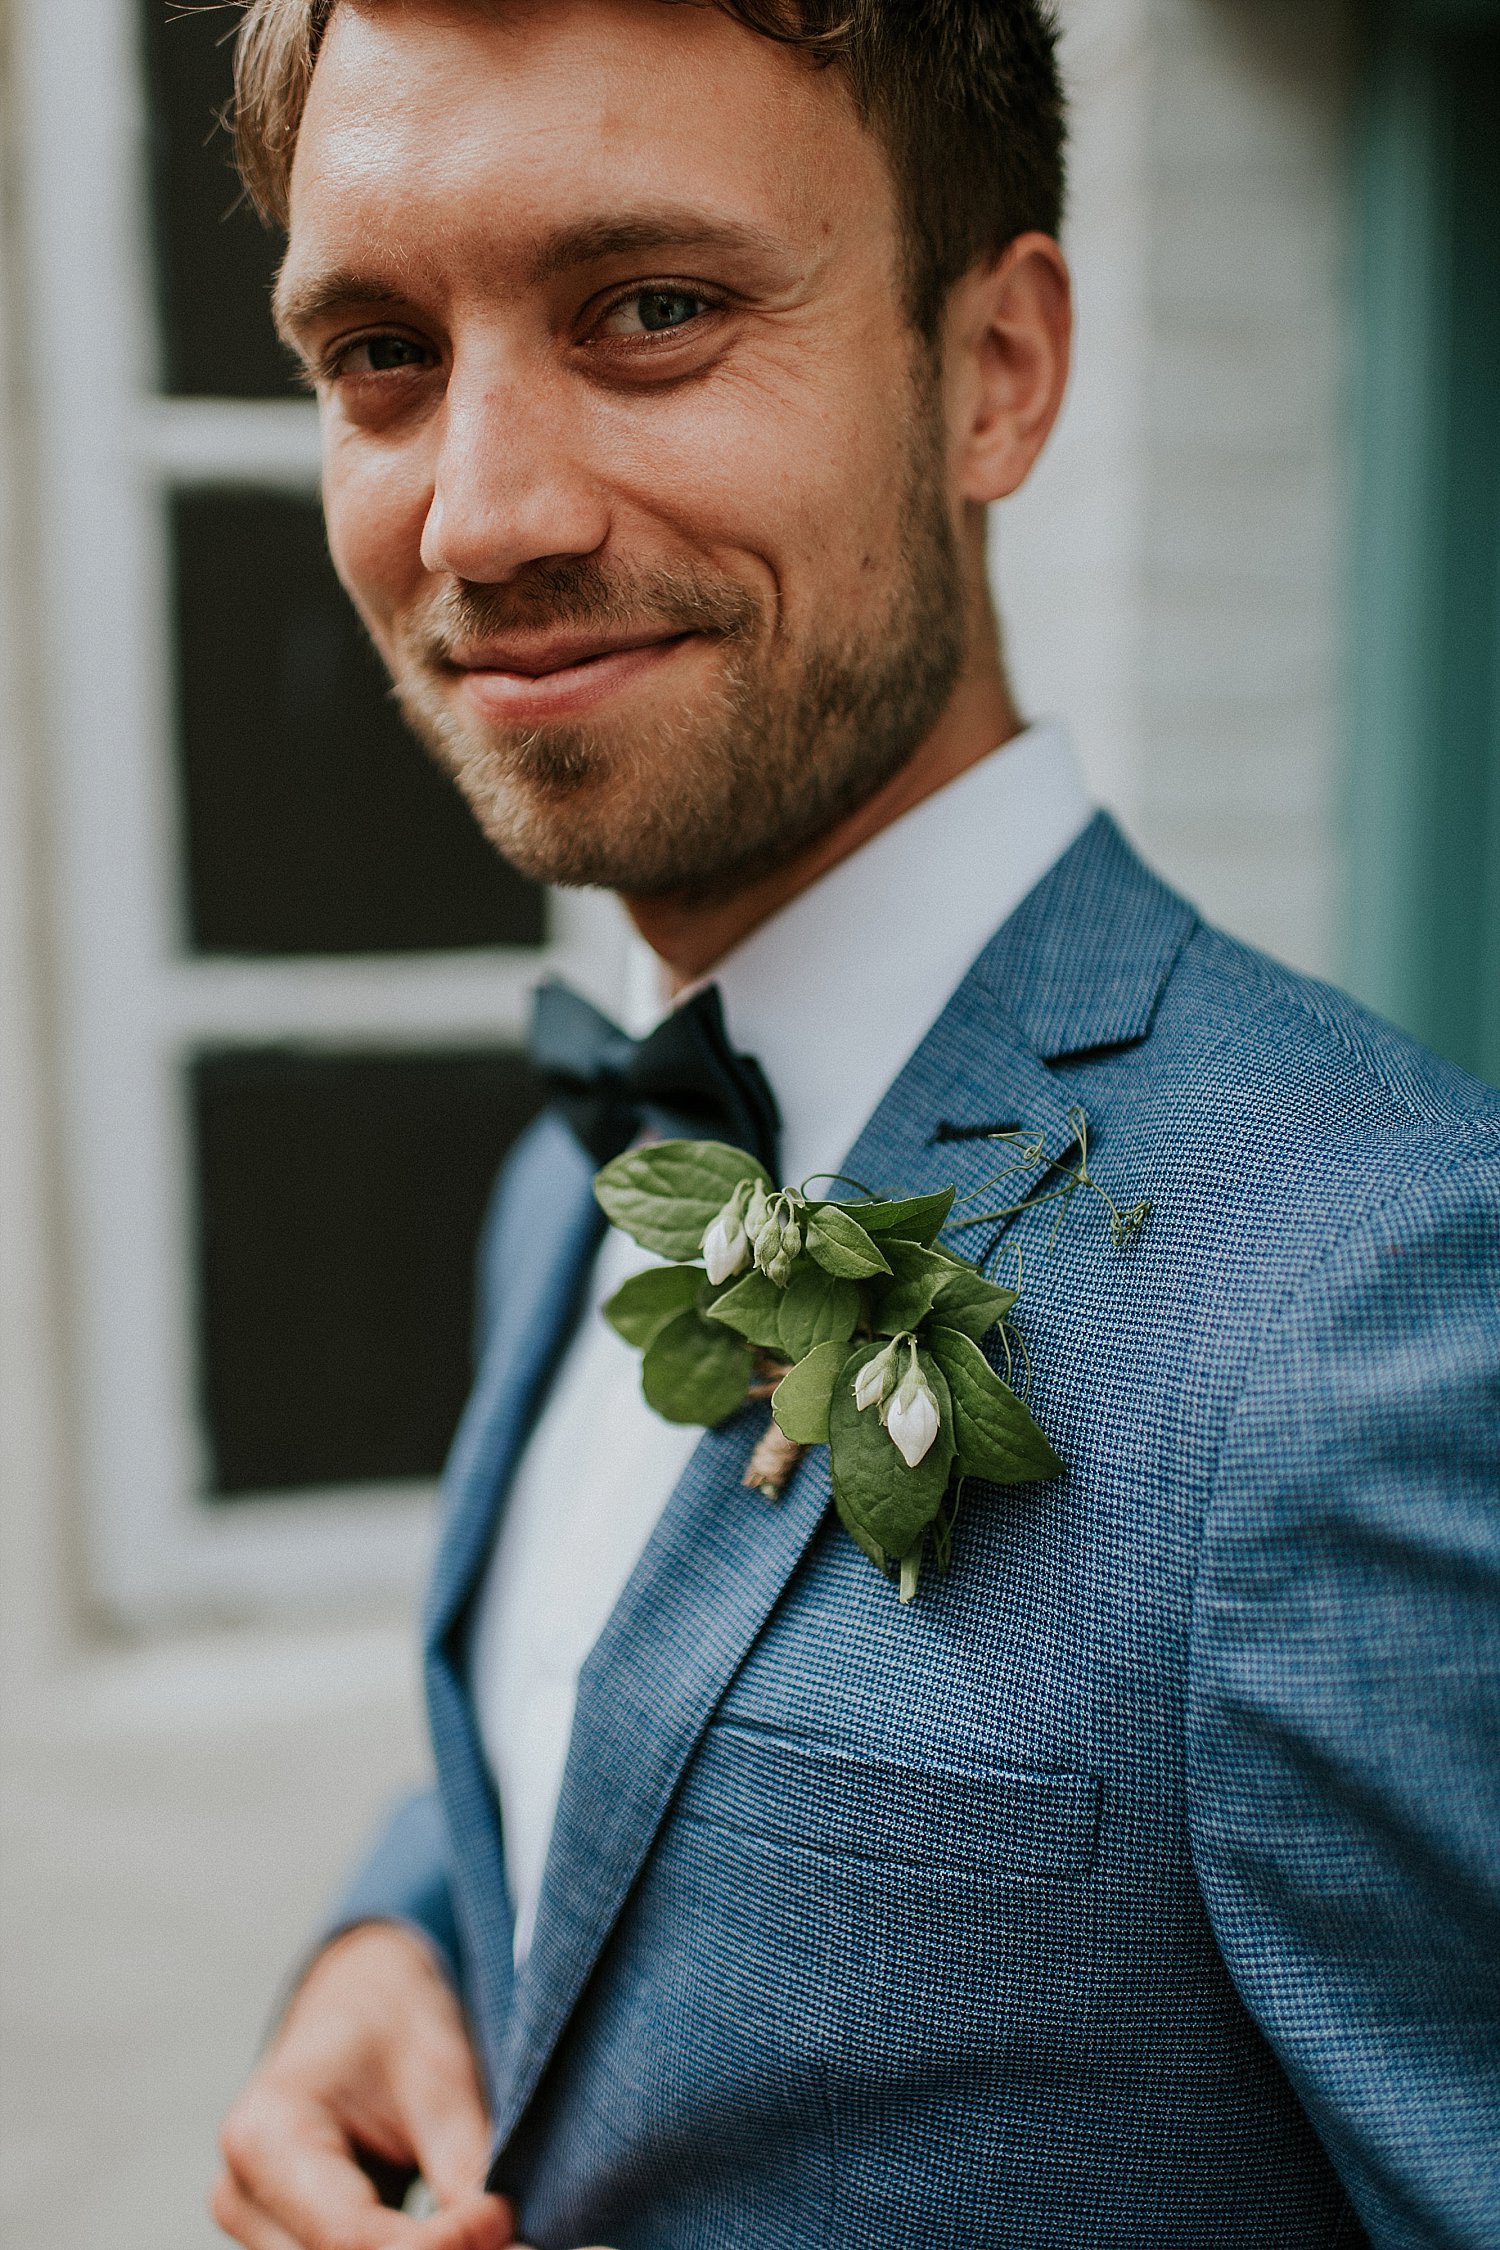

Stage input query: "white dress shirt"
[{"left": 468, "top": 719, "right": 1092, "bottom": 1963}]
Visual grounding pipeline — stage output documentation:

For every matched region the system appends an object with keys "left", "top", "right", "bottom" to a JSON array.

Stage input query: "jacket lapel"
[
  {"left": 976, "top": 812, "right": 1197, "bottom": 1064},
  {"left": 480, "top": 816, "right": 1197, "bottom": 2148}
]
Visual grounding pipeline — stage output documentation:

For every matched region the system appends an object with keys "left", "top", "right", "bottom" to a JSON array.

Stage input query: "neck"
[{"left": 623, "top": 593, "right": 1021, "bottom": 987}]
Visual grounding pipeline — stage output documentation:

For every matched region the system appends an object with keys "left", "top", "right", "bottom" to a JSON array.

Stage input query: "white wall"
[{"left": 998, "top": 0, "right": 1355, "bottom": 980}]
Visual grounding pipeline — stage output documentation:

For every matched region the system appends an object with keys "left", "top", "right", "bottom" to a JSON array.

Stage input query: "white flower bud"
[
  {"left": 883, "top": 1352, "right": 941, "bottom": 1468},
  {"left": 853, "top": 1359, "right": 887, "bottom": 1413},
  {"left": 854, "top": 1339, "right": 900, "bottom": 1413},
  {"left": 702, "top": 1182, "right": 755, "bottom": 1286},
  {"left": 702, "top": 1206, "right": 751, "bottom": 1286}
]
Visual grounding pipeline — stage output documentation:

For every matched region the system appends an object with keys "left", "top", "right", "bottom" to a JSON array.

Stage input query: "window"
[{"left": 17, "top": 0, "right": 628, "bottom": 1622}]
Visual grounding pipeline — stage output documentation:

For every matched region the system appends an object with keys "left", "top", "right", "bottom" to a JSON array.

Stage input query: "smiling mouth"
[
  {"left": 447, "top": 628, "right": 694, "bottom": 678},
  {"left": 441, "top": 628, "right": 701, "bottom": 724}
]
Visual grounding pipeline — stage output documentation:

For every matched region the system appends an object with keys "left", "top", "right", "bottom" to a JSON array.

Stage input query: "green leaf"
[
  {"left": 770, "top": 1338, "right": 851, "bottom": 1445},
  {"left": 870, "top": 1239, "right": 1016, "bottom": 1342},
  {"left": 870, "top": 1240, "right": 954, "bottom": 1333},
  {"left": 832, "top": 1478, "right": 891, "bottom": 1575},
  {"left": 595, "top": 1139, "right": 772, "bottom": 1261},
  {"left": 641, "top": 1309, "right": 754, "bottom": 1426},
  {"left": 603, "top": 1263, "right": 706, "bottom": 1350},
  {"left": 925, "top": 1325, "right": 1064, "bottom": 1484},
  {"left": 778, "top": 1262, "right": 861, "bottom": 1359},
  {"left": 928, "top": 1263, "right": 1019, "bottom": 1342},
  {"left": 805, "top": 1204, "right": 892, "bottom": 1281},
  {"left": 702, "top": 1268, "right": 787, "bottom": 1350},
  {"left": 927, "top": 1241, "right": 976, "bottom": 1271},
  {"left": 828, "top": 1342, "right": 955, "bottom": 1559},
  {"left": 848, "top": 1188, "right": 956, "bottom": 1246}
]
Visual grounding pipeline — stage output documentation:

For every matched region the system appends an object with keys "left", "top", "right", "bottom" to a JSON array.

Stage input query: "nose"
[{"left": 420, "top": 351, "right": 611, "bottom": 583}]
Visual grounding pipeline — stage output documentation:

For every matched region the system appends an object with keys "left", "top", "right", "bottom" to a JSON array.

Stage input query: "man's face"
[{"left": 278, "top": 0, "right": 967, "bottom": 900}]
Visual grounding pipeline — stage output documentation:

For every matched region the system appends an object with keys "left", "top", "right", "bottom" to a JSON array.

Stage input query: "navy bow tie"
[{"left": 529, "top": 978, "right": 781, "bottom": 1179}]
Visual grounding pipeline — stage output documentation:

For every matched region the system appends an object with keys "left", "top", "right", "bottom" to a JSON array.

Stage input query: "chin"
[
  {"left": 447, "top": 754, "right": 680, "bottom": 891},
  {"left": 405, "top": 685, "right": 744, "bottom": 892},
  {"left": 458, "top": 763, "right": 771, "bottom": 897}
]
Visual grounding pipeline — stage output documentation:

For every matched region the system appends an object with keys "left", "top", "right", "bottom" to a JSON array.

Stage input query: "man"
[{"left": 211, "top": 3, "right": 1500, "bottom": 2247}]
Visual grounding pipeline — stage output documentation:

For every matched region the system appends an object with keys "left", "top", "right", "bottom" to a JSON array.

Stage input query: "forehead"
[{"left": 286, "top": 0, "right": 892, "bottom": 290}]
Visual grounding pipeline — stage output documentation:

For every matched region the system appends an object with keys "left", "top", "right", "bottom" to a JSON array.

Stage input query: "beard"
[{"left": 389, "top": 399, "right": 966, "bottom": 902}]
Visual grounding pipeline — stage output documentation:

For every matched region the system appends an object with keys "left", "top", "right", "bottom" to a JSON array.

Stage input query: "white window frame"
[{"left": 15, "top": 0, "right": 628, "bottom": 1628}]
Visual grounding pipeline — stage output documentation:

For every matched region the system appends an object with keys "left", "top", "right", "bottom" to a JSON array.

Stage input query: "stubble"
[{"left": 391, "top": 393, "right": 966, "bottom": 903}]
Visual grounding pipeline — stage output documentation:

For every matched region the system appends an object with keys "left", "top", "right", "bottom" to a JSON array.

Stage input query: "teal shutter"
[{"left": 1348, "top": 0, "right": 1500, "bottom": 1082}]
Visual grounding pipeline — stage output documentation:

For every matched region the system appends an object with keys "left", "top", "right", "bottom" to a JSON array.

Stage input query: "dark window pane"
[
  {"left": 140, "top": 0, "right": 293, "bottom": 398},
  {"left": 171, "top": 489, "right": 546, "bottom": 954},
  {"left": 191, "top": 1049, "right": 545, "bottom": 1496}
]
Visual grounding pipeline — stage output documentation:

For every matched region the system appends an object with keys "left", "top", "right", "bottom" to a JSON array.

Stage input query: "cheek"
[
  {"left": 596, "top": 351, "right": 919, "bottom": 622},
  {"left": 320, "top": 433, "right": 433, "bottom": 653}
]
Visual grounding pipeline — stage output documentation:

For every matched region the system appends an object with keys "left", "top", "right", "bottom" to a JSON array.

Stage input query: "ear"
[{"left": 942, "top": 233, "right": 1072, "bottom": 507}]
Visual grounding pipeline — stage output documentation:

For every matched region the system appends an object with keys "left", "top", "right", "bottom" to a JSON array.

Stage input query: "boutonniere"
[{"left": 595, "top": 1114, "right": 1147, "bottom": 1602}]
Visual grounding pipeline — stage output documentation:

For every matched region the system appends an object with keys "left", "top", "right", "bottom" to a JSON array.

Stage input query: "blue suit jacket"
[{"left": 336, "top": 816, "right": 1500, "bottom": 2249}]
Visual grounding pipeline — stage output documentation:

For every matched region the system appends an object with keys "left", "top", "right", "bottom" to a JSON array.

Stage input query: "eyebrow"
[
  {"left": 273, "top": 270, "right": 411, "bottom": 345},
  {"left": 274, "top": 208, "right": 784, "bottom": 342},
  {"left": 526, "top": 210, "right": 783, "bottom": 281}
]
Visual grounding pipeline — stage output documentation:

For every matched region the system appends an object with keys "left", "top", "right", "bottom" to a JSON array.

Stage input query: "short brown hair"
[{"left": 232, "top": 0, "right": 1065, "bottom": 335}]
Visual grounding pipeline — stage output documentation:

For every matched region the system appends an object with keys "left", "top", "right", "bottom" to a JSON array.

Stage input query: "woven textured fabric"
[{"left": 336, "top": 815, "right": 1500, "bottom": 2250}]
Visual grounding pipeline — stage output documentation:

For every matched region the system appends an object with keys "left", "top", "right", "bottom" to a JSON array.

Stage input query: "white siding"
[{"left": 998, "top": 0, "right": 1355, "bottom": 979}]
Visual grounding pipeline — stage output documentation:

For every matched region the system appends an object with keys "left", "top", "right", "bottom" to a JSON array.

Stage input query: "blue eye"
[
  {"left": 601, "top": 290, "right": 711, "bottom": 338},
  {"left": 637, "top": 291, "right": 701, "bottom": 331}
]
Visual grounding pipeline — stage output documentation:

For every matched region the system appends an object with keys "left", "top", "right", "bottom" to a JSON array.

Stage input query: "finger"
[
  {"left": 210, "top": 2169, "right": 311, "bottom": 2250},
  {"left": 215, "top": 2173, "right": 511, "bottom": 2250},
  {"left": 222, "top": 2090, "right": 423, "bottom": 2250},
  {"left": 409, "top": 2198, "right": 516, "bottom": 2250}
]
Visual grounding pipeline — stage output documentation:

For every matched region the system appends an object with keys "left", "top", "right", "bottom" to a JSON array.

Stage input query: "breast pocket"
[{"left": 676, "top": 1720, "right": 1101, "bottom": 1881}]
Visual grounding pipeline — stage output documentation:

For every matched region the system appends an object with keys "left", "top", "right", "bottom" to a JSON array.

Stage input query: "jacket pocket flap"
[{"left": 679, "top": 1721, "right": 1100, "bottom": 1879}]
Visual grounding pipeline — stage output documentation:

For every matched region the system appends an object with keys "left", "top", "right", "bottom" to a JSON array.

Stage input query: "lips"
[
  {"left": 448, "top": 627, "right": 688, "bottom": 676},
  {"left": 445, "top": 628, "right": 698, "bottom": 725}
]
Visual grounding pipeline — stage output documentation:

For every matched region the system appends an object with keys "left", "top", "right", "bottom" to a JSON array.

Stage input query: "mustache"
[{"left": 407, "top": 558, "right": 761, "bottom": 666}]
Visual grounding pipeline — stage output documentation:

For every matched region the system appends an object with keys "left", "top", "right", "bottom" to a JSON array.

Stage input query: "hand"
[{"left": 212, "top": 1920, "right": 515, "bottom": 2250}]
